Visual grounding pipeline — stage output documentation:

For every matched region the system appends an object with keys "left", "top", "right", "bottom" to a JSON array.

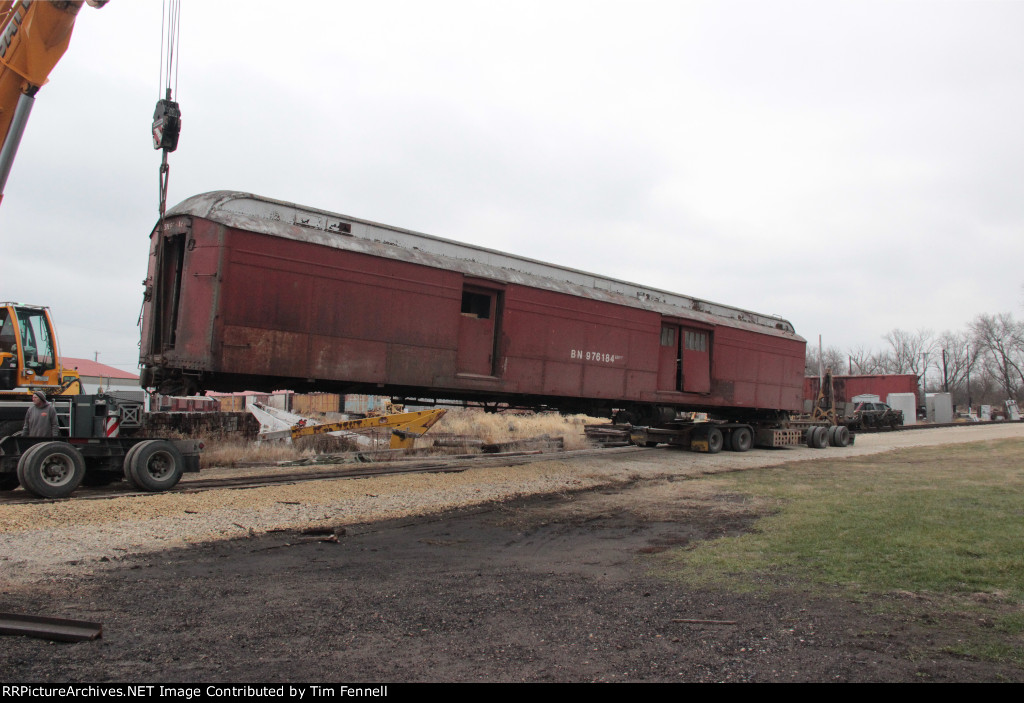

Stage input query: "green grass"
[
  {"left": 664, "top": 439, "right": 1024, "bottom": 597},
  {"left": 657, "top": 438, "right": 1024, "bottom": 664}
]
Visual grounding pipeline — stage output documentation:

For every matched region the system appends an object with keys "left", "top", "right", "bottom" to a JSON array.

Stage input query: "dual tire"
[
  {"left": 122, "top": 440, "right": 185, "bottom": 492},
  {"left": 16, "top": 442, "right": 86, "bottom": 499},
  {"left": 12, "top": 439, "right": 185, "bottom": 498},
  {"left": 806, "top": 425, "right": 851, "bottom": 449}
]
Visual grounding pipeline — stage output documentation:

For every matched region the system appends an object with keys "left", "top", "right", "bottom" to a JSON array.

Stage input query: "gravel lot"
[
  {"left": 2, "top": 424, "right": 1022, "bottom": 587},
  {"left": 2, "top": 423, "right": 1022, "bottom": 682}
]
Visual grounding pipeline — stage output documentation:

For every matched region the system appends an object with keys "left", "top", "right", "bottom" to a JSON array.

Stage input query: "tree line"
[{"left": 805, "top": 312, "right": 1024, "bottom": 407}]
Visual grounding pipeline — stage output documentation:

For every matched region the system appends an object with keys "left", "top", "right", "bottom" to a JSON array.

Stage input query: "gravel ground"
[
  {"left": 2, "top": 423, "right": 1023, "bottom": 682},
  {"left": 2, "top": 424, "right": 1021, "bottom": 587}
]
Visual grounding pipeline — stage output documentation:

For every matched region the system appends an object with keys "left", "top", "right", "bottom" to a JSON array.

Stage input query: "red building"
[{"left": 804, "top": 374, "right": 919, "bottom": 406}]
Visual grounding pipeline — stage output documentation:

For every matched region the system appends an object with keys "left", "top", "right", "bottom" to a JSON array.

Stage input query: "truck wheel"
[
  {"left": 706, "top": 427, "right": 724, "bottom": 454},
  {"left": 728, "top": 426, "right": 753, "bottom": 452},
  {"left": 0, "top": 473, "right": 19, "bottom": 491},
  {"left": 128, "top": 440, "right": 184, "bottom": 492},
  {"left": 16, "top": 441, "right": 86, "bottom": 498},
  {"left": 122, "top": 441, "right": 148, "bottom": 489},
  {"left": 0, "top": 420, "right": 22, "bottom": 438}
]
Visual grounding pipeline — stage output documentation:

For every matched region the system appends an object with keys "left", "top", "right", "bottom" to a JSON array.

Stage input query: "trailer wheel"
[
  {"left": 706, "top": 427, "right": 724, "bottom": 454},
  {"left": 128, "top": 440, "right": 184, "bottom": 492},
  {"left": 827, "top": 426, "right": 839, "bottom": 446},
  {"left": 0, "top": 473, "right": 19, "bottom": 491},
  {"left": 16, "top": 441, "right": 86, "bottom": 498},
  {"left": 833, "top": 426, "right": 851, "bottom": 447},
  {"left": 807, "top": 426, "right": 828, "bottom": 449},
  {"left": 729, "top": 426, "right": 753, "bottom": 452}
]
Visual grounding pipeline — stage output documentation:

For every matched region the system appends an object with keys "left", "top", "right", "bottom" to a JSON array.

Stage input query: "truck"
[
  {"left": 0, "top": 304, "right": 200, "bottom": 499},
  {"left": 0, "top": 392, "right": 201, "bottom": 498}
]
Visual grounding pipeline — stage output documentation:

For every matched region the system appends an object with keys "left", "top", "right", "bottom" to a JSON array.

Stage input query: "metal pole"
[{"left": 0, "top": 92, "right": 37, "bottom": 203}]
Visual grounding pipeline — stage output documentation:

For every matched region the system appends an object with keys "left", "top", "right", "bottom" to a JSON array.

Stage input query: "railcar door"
[
  {"left": 457, "top": 286, "right": 501, "bottom": 376},
  {"left": 657, "top": 324, "right": 681, "bottom": 391},
  {"left": 680, "top": 327, "right": 711, "bottom": 393}
]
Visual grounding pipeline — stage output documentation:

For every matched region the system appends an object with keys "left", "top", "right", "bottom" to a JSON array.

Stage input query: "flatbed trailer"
[{"left": 627, "top": 420, "right": 850, "bottom": 452}]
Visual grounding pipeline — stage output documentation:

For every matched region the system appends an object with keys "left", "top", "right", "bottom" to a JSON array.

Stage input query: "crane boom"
[{"left": 0, "top": 0, "right": 104, "bottom": 206}]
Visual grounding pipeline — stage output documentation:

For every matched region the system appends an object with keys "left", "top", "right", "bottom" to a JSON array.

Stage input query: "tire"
[
  {"left": 827, "top": 426, "right": 839, "bottom": 446},
  {"left": 16, "top": 441, "right": 85, "bottom": 498},
  {"left": 0, "top": 420, "right": 22, "bottom": 439},
  {"left": 128, "top": 440, "right": 184, "bottom": 492},
  {"left": 706, "top": 427, "right": 724, "bottom": 454},
  {"left": 834, "top": 426, "right": 851, "bottom": 447},
  {"left": 729, "top": 426, "right": 753, "bottom": 452},
  {"left": 122, "top": 441, "right": 148, "bottom": 489},
  {"left": 807, "top": 426, "right": 828, "bottom": 449},
  {"left": 0, "top": 473, "right": 19, "bottom": 491}
]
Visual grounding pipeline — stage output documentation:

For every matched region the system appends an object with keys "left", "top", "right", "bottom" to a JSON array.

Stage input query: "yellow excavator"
[{"left": 0, "top": 0, "right": 106, "bottom": 207}]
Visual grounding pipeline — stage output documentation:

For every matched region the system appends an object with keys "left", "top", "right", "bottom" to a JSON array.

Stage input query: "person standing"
[{"left": 23, "top": 390, "right": 59, "bottom": 437}]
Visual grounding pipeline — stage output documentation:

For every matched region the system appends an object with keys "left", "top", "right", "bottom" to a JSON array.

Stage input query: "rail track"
[
  {"left": 1, "top": 420, "right": 1017, "bottom": 506},
  {"left": 0, "top": 445, "right": 646, "bottom": 506}
]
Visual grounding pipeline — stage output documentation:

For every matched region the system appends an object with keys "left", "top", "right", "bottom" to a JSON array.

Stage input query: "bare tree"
[
  {"left": 805, "top": 345, "right": 845, "bottom": 377},
  {"left": 934, "top": 330, "right": 976, "bottom": 402},
  {"left": 882, "top": 328, "right": 936, "bottom": 378},
  {"left": 970, "top": 313, "right": 1024, "bottom": 400},
  {"left": 847, "top": 346, "right": 890, "bottom": 375}
]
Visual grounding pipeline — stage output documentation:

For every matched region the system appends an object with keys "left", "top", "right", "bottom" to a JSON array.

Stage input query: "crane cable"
[
  {"left": 142, "top": 0, "right": 183, "bottom": 347},
  {"left": 154, "top": 0, "right": 182, "bottom": 222}
]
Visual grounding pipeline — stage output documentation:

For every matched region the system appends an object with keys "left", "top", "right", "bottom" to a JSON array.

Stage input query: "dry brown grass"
[
  {"left": 198, "top": 437, "right": 312, "bottom": 467},
  {"left": 430, "top": 409, "right": 602, "bottom": 451},
  {"left": 197, "top": 409, "right": 605, "bottom": 466}
]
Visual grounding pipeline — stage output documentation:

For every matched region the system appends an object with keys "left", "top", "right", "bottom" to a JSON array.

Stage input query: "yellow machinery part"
[{"left": 290, "top": 408, "right": 447, "bottom": 450}]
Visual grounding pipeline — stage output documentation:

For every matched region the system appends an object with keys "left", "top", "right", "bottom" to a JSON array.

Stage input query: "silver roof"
[{"left": 165, "top": 191, "right": 800, "bottom": 339}]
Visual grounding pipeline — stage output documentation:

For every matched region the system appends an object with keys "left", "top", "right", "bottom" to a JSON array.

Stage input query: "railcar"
[{"left": 139, "top": 192, "right": 806, "bottom": 425}]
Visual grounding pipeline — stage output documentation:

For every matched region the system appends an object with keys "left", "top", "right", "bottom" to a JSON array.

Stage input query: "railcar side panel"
[{"left": 141, "top": 200, "right": 807, "bottom": 416}]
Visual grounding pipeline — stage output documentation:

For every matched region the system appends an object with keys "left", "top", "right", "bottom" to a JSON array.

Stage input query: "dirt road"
[{"left": 1, "top": 424, "right": 1022, "bottom": 682}]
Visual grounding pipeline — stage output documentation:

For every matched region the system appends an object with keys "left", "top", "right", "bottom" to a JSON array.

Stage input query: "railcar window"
[
  {"left": 660, "top": 326, "right": 676, "bottom": 347},
  {"left": 685, "top": 331, "right": 708, "bottom": 352},
  {"left": 461, "top": 291, "right": 492, "bottom": 319}
]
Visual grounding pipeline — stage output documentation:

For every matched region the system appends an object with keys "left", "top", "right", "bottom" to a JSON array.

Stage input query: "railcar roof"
[{"left": 164, "top": 191, "right": 801, "bottom": 340}]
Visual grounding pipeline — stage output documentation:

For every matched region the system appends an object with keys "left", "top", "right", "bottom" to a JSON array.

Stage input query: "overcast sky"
[{"left": 2, "top": 0, "right": 1022, "bottom": 376}]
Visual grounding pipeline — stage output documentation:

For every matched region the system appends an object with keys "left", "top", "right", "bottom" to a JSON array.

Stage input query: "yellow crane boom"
[{"left": 0, "top": 0, "right": 105, "bottom": 206}]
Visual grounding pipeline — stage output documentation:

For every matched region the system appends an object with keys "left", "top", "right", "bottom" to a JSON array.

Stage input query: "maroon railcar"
[{"left": 139, "top": 192, "right": 806, "bottom": 423}]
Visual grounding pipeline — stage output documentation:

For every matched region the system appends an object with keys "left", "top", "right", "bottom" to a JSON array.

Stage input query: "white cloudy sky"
[{"left": 2, "top": 0, "right": 1023, "bottom": 374}]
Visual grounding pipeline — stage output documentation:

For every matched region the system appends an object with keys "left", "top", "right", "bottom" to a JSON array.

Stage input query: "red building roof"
[{"left": 63, "top": 357, "right": 139, "bottom": 381}]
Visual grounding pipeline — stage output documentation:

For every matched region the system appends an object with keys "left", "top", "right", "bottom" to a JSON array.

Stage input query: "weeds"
[{"left": 197, "top": 408, "right": 604, "bottom": 467}]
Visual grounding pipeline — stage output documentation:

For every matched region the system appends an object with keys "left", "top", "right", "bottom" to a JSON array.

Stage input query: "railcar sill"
[{"left": 454, "top": 373, "right": 501, "bottom": 382}]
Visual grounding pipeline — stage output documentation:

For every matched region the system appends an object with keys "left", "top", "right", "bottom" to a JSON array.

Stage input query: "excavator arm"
[{"left": 0, "top": 0, "right": 104, "bottom": 206}]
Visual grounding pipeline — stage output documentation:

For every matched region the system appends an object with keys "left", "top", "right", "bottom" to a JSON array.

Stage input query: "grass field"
[{"left": 658, "top": 438, "right": 1024, "bottom": 664}]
